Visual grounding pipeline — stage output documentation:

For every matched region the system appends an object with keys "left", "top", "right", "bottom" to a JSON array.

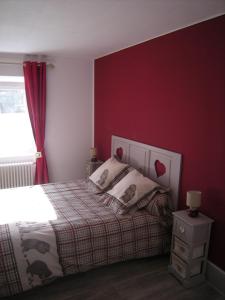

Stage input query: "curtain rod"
[{"left": 0, "top": 61, "right": 54, "bottom": 68}]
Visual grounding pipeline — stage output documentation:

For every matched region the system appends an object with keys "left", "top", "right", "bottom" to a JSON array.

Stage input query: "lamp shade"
[
  {"left": 186, "top": 191, "right": 202, "bottom": 208},
  {"left": 90, "top": 147, "right": 97, "bottom": 157},
  {"left": 90, "top": 147, "right": 97, "bottom": 162}
]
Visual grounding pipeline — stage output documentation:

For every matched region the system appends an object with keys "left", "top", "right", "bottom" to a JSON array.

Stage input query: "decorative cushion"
[
  {"left": 89, "top": 157, "right": 128, "bottom": 191},
  {"left": 103, "top": 169, "right": 161, "bottom": 214},
  {"left": 108, "top": 169, "right": 159, "bottom": 206}
]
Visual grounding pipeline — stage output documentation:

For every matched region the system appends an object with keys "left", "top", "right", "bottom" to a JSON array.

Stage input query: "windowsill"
[{"left": 0, "top": 155, "right": 36, "bottom": 164}]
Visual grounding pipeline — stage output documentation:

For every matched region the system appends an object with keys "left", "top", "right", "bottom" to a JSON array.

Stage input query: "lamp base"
[
  {"left": 91, "top": 157, "right": 97, "bottom": 162},
  {"left": 187, "top": 209, "right": 199, "bottom": 218}
]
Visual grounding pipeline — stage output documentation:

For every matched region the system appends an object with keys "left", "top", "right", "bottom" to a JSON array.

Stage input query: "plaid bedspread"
[{"left": 0, "top": 180, "right": 170, "bottom": 297}]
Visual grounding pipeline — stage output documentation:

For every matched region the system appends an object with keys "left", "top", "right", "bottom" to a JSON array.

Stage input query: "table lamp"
[
  {"left": 90, "top": 147, "right": 97, "bottom": 162},
  {"left": 186, "top": 191, "right": 202, "bottom": 217}
]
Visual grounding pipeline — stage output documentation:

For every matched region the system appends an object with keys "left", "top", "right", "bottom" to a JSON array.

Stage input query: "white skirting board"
[{"left": 206, "top": 260, "right": 225, "bottom": 296}]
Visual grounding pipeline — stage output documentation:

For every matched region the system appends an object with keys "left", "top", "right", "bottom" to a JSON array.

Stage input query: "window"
[{"left": 0, "top": 76, "right": 36, "bottom": 161}]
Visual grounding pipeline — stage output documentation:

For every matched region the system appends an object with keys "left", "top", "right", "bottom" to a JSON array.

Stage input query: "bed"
[{"left": 0, "top": 136, "right": 181, "bottom": 297}]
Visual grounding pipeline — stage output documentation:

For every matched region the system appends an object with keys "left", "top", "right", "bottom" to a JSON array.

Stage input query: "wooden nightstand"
[
  {"left": 86, "top": 160, "right": 103, "bottom": 177},
  {"left": 168, "top": 210, "right": 214, "bottom": 288}
]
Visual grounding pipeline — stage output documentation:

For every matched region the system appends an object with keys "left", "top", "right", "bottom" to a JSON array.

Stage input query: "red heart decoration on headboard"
[
  {"left": 155, "top": 160, "right": 166, "bottom": 177},
  {"left": 116, "top": 147, "right": 123, "bottom": 160}
]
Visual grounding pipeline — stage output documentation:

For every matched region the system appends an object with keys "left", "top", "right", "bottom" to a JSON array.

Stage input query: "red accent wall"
[{"left": 94, "top": 15, "right": 225, "bottom": 270}]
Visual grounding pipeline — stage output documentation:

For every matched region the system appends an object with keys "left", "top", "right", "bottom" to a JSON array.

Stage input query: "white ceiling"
[{"left": 0, "top": 0, "right": 224, "bottom": 60}]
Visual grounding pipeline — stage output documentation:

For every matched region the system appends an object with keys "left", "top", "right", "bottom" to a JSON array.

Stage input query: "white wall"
[
  {"left": 0, "top": 54, "right": 23, "bottom": 76},
  {"left": 0, "top": 54, "right": 93, "bottom": 182},
  {"left": 46, "top": 56, "right": 93, "bottom": 182}
]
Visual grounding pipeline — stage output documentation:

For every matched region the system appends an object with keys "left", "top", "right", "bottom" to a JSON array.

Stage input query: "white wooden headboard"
[{"left": 111, "top": 135, "right": 182, "bottom": 210}]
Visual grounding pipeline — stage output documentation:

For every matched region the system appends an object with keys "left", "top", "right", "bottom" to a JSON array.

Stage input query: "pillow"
[
  {"left": 101, "top": 194, "right": 129, "bottom": 215},
  {"left": 145, "top": 192, "right": 172, "bottom": 217},
  {"left": 107, "top": 165, "right": 134, "bottom": 190},
  {"left": 89, "top": 157, "right": 128, "bottom": 191},
  {"left": 146, "top": 192, "right": 173, "bottom": 228},
  {"left": 125, "top": 190, "right": 170, "bottom": 214},
  {"left": 104, "top": 169, "right": 161, "bottom": 214}
]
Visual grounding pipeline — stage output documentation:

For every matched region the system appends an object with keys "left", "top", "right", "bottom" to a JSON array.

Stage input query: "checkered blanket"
[{"left": 0, "top": 180, "right": 170, "bottom": 297}]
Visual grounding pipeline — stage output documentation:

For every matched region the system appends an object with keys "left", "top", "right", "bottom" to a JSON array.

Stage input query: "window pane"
[
  {"left": 0, "top": 77, "right": 36, "bottom": 160},
  {"left": 0, "top": 89, "right": 25, "bottom": 113}
]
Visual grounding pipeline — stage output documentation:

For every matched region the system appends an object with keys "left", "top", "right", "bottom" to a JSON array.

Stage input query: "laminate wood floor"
[{"left": 6, "top": 255, "right": 224, "bottom": 300}]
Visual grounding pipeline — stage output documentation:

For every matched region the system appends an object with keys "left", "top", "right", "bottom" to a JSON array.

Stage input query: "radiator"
[{"left": 0, "top": 161, "right": 35, "bottom": 189}]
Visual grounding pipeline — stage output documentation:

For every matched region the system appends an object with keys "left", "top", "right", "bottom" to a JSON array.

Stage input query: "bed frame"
[{"left": 111, "top": 135, "right": 182, "bottom": 210}]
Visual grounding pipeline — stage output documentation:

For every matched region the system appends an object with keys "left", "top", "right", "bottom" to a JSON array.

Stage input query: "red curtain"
[{"left": 23, "top": 61, "right": 49, "bottom": 184}]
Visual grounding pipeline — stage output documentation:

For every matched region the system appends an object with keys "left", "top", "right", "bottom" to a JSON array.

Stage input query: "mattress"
[{"left": 0, "top": 179, "right": 169, "bottom": 297}]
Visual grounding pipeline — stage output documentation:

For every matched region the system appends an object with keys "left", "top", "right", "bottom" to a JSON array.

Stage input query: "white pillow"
[
  {"left": 89, "top": 157, "right": 128, "bottom": 190},
  {"left": 107, "top": 169, "right": 160, "bottom": 207}
]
